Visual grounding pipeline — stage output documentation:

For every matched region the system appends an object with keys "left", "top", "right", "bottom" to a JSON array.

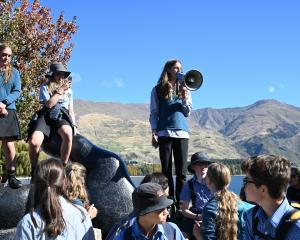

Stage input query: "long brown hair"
[
  {"left": 32, "top": 158, "right": 67, "bottom": 237},
  {"left": 206, "top": 163, "right": 239, "bottom": 240},
  {"left": 65, "top": 162, "right": 89, "bottom": 209},
  {"left": 0, "top": 43, "right": 13, "bottom": 83},
  {"left": 156, "top": 59, "right": 183, "bottom": 99}
]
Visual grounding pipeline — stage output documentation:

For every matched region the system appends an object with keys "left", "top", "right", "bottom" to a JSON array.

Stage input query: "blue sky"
[{"left": 42, "top": 0, "right": 300, "bottom": 110}]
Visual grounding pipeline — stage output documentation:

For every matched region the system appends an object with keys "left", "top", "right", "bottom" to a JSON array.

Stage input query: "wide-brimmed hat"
[
  {"left": 132, "top": 182, "right": 173, "bottom": 216},
  {"left": 45, "top": 62, "right": 71, "bottom": 79},
  {"left": 188, "top": 152, "right": 213, "bottom": 173}
]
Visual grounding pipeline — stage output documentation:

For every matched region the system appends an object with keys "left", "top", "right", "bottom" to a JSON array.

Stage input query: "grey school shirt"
[{"left": 13, "top": 197, "right": 95, "bottom": 240}]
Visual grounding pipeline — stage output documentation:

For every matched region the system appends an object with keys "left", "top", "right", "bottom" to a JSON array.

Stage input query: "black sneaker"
[{"left": 8, "top": 175, "right": 22, "bottom": 189}]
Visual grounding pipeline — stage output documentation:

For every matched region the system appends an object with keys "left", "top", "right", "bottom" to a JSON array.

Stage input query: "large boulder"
[{"left": 0, "top": 134, "right": 135, "bottom": 239}]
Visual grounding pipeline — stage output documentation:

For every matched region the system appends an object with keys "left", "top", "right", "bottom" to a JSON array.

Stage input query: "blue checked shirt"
[{"left": 243, "top": 198, "right": 300, "bottom": 239}]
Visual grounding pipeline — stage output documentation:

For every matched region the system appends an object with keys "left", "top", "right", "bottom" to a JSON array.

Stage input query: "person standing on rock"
[{"left": 149, "top": 59, "right": 192, "bottom": 208}]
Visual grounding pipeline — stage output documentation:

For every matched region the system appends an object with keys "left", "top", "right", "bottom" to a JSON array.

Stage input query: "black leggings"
[{"left": 158, "top": 137, "right": 188, "bottom": 201}]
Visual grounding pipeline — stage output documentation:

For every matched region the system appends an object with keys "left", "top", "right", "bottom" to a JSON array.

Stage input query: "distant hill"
[{"left": 74, "top": 99, "right": 300, "bottom": 165}]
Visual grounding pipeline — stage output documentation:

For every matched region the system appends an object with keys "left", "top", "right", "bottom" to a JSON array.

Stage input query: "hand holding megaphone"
[
  {"left": 176, "top": 70, "right": 203, "bottom": 91},
  {"left": 179, "top": 85, "right": 189, "bottom": 100}
]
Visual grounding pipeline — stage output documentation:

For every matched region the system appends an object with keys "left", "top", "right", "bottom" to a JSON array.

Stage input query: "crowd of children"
[{"left": 1, "top": 44, "right": 300, "bottom": 239}]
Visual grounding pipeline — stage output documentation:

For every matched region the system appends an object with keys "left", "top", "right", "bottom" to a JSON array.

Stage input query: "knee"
[
  {"left": 2, "top": 139, "right": 15, "bottom": 149},
  {"left": 60, "top": 130, "right": 73, "bottom": 143},
  {"left": 29, "top": 137, "right": 43, "bottom": 150}
]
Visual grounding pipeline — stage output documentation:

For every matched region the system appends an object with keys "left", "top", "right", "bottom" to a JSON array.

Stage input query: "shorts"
[{"left": 27, "top": 107, "right": 74, "bottom": 140}]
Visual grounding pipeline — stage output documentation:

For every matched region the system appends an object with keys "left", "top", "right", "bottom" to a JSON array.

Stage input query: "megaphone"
[{"left": 176, "top": 70, "right": 203, "bottom": 91}]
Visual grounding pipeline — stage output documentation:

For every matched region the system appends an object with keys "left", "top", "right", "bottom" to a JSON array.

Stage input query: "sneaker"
[{"left": 8, "top": 175, "right": 22, "bottom": 189}]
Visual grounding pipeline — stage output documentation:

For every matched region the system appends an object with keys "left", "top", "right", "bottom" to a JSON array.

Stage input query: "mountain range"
[{"left": 74, "top": 99, "right": 300, "bottom": 166}]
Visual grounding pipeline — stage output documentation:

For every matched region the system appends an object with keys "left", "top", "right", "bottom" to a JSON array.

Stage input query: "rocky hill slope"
[{"left": 74, "top": 99, "right": 300, "bottom": 165}]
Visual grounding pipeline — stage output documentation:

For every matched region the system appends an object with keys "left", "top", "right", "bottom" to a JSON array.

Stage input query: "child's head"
[
  {"left": 65, "top": 162, "right": 89, "bottom": 206},
  {"left": 205, "top": 162, "right": 231, "bottom": 192},
  {"left": 141, "top": 172, "right": 169, "bottom": 195},
  {"left": 206, "top": 163, "right": 238, "bottom": 240},
  {"left": 34, "top": 158, "right": 66, "bottom": 201},
  {"left": 290, "top": 165, "right": 300, "bottom": 187},
  {"left": 188, "top": 152, "right": 213, "bottom": 177},
  {"left": 46, "top": 62, "right": 71, "bottom": 81},
  {"left": 241, "top": 154, "right": 290, "bottom": 201},
  {"left": 132, "top": 183, "right": 173, "bottom": 224},
  {"left": 33, "top": 158, "right": 66, "bottom": 237}
]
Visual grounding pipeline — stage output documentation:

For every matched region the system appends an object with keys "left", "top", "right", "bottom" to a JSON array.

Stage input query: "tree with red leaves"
[{"left": 0, "top": 0, "right": 78, "bottom": 137}]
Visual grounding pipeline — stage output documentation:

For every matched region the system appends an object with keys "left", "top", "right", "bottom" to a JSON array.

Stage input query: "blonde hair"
[
  {"left": 0, "top": 43, "right": 13, "bottom": 83},
  {"left": 206, "top": 163, "right": 239, "bottom": 240},
  {"left": 47, "top": 81, "right": 61, "bottom": 95},
  {"left": 46, "top": 62, "right": 68, "bottom": 95},
  {"left": 65, "top": 163, "right": 89, "bottom": 208}
]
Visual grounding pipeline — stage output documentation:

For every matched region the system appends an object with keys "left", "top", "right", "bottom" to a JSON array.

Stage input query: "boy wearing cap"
[
  {"left": 114, "top": 182, "right": 185, "bottom": 240},
  {"left": 179, "top": 152, "right": 213, "bottom": 239},
  {"left": 242, "top": 154, "right": 300, "bottom": 239}
]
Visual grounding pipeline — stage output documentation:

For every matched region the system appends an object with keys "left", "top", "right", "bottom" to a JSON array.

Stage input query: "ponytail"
[
  {"left": 32, "top": 158, "right": 67, "bottom": 237},
  {"left": 207, "top": 163, "right": 239, "bottom": 240},
  {"left": 215, "top": 189, "right": 239, "bottom": 240}
]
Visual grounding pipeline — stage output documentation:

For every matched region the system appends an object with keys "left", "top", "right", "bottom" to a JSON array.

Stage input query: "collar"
[
  {"left": 258, "top": 198, "right": 291, "bottom": 228},
  {"left": 132, "top": 219, "right": 164, "bottom": 238},
  {"left": 192, "top": 175, "right": 206, "bottom": 185},
  {"left": 269, "top": 198, "right": 291, "bottom": 227}
]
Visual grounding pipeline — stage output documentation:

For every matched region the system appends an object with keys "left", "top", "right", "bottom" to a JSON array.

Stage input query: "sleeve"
[
  {"left": 243, "top": 208, "right": 254, "bottom": 240},
  {"left": 201, "top": 200, "right": 217, "bottom": 240},
  {"left": 180, "top": 181, "right": 192, "bottom": 202},
  {"left": 286, "top": 220, "right": 300, "bottom": 240},
  {"left": 69, "top": 89, "right": 74, "bottom": 108},
  {"left": 167, "top": 222, "right": 186, "bottom": 240},
  {"left": 181, "top": 91, "right": 192, "bottom": 117},
  {"left": 149, "top": 87, "right": 159, "bottom": 131},
  {"left": 4, "top": 69, "right": 21, "bottom": 105},
  {"left": 13, "top": 218, "right": 33, "bottom": 240},
  {"left": 39, "top": 84, "right": 50, "bottom": 104}
]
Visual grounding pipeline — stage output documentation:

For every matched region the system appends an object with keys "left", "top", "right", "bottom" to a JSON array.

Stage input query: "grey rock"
[{"left": 0, "top": 134, "right": 135, "bottom": 239}]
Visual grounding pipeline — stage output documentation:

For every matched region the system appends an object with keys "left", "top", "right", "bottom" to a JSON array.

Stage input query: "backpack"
[
  {"left": 123, "top": 222, "right": 176, "bottom": 240},
  {"left": 252, "top": 205, "right": 300, "bottom": 240}
]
